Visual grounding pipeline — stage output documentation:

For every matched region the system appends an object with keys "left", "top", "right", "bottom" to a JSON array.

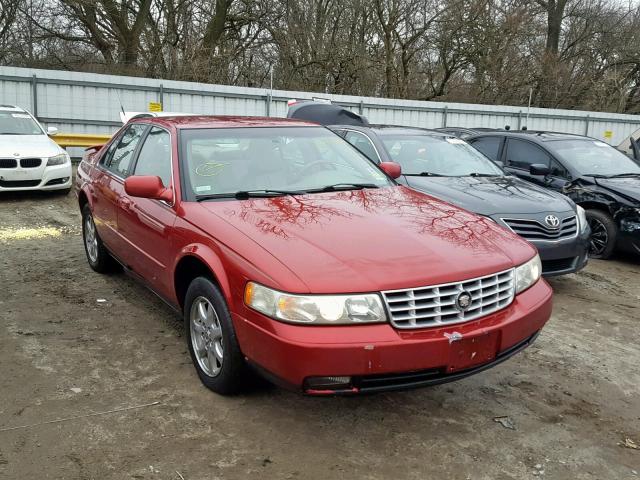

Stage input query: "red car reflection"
[{"left": 76, "top": 116, "right": 552, "bottom": 395}]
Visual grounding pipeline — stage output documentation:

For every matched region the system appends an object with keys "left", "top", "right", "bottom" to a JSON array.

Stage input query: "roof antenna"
[{"left": 115, "top": 89, "right": 127, "bottom": 123}]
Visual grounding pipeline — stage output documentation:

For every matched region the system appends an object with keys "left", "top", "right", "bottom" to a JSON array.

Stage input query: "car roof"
[
  {"left": 0, "top": 105, "right": 26, "bottom": 112},
  {"left": 334, "top": 123, "right": 448, "bottom": 138},
  {"left": 130, "top": 115, "right": 320, "bottom": 130},
  {"left": 470, "top": 130, "right": 594, "bottom": 142}
]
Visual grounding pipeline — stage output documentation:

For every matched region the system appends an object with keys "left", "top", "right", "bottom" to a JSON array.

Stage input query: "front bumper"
[
  {"left": 617, "top": 215, "right": 640, "bottom": 255},
  {"left": 0, "top": 162, "right": 72, "bottom": 191},
  {"left": 532, "top": 228, "right": 590, "bottom": 276},
  {"left": 234, "top": 279, "right": 553, "bottom": 394}
]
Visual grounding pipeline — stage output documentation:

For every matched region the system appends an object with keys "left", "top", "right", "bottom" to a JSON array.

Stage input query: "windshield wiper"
[
  {"left": 468, "top": 172, "right": 498, "bottom": 177},
  {"left": 404, "top": 172, "right": 447, "bottom": 177},
  {"left": 605, "top": 173, "right": 640, "bottom": 178},
  {"left": 304, "top": 183, "right": 380, "bottom": 193},
  {"left": 196, "top": 189, "right": 302, "bottom": 201}
]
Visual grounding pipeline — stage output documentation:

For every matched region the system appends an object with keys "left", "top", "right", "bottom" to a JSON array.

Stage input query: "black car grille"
[
  {"left": 502, "top": 216, "right": 577, "bottom": 241},
  {"left": 0, "top": 158, "right": 17, "bottom": 169},
  {"left": 0, "top": 179, "right": 41, "bottom": 188},
  {"left": 20, "top": 158, "right": 42, "bottom": 168},
  {"left": 541, "top": 257, "right": 577, "bottom": 274}
]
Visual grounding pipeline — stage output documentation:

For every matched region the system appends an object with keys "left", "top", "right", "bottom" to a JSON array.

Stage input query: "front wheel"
[
  {"left": 586, "top": 209, "right": 617, "bottom": 259},
  {"left": 184, "top": 277, "right": 248, "bottom": 395}
]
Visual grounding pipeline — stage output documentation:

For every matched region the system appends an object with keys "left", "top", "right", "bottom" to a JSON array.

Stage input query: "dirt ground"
[{"left": 0, "top": 187, "right": 639, "bottom": 480}]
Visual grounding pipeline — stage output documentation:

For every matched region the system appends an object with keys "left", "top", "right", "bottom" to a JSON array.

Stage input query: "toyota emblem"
[
  {"left": 455, "top": 291, "right": 472, "bottom": 312},
  {"left": 544, "top": 215, "right": 560, "bottom": 228}
]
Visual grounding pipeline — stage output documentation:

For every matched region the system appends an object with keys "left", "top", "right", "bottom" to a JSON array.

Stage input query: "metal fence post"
[
  {"left": 31, "top": 74, "right": 38, "bottom": 118},
  {"left": 159, "top": 83, "right": 164, "bottom": 109},
  {"left": 584, "top": 115, "right": 590, "bottom": 136},
  {"left": 517, "top": 110, "right": 522, "bottom": 130},
  {"left": 359, "top": 101, "right": 364, "bottom": 116},
  {"left": 265, "top": 93, "right": 272, "bottom": 117},
  {"left": 442, "top": 106, "right": 448, "bottom": 127}
]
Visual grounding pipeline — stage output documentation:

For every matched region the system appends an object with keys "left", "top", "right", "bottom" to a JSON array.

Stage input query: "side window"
[
  {"left": 133, "top": 127, "right": 172, "bottom": 187},
  {"left": 104, "top": 124, "right": 147, "bottom": 177},
  {"left": 505, "top": 139, "right": 552, "bottom": 169},
  {"left": 344, "top": 131, "right": 380, "bottom": 162},
  {"left": 549, "top": 159, "right": 569, "bottom": 178},
  {"left": 469, "top": 137, "right": 502, "bottom": 161}
]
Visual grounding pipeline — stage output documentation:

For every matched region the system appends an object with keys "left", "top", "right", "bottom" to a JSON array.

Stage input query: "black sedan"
[
  {"left": 467, "top": 131, "right": 640, "bottom": 259},
  {"left": 288, "top": 101, "right": 590, "bottom": 276}
]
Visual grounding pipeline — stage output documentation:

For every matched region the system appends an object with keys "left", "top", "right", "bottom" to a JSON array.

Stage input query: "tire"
[
  {"left": 586, "top": 209, "right": 617, "bottom": 260},
  {"left": 81, "top": 204, "right": 118, "bottom": 273},
  {"left": 184, "top": 277, "right": 248, "bottom": 395}
]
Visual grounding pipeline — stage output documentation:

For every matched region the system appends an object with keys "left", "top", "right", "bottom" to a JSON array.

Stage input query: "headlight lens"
[
  {"left": 576, "top": 205, "right": 588, "bottom": 233},
  {"left": 515, "top": 254, "right": 542, "bottom": 294},
  {"left": 47, "top": 153, "right": 70, "bottom": 166},
  {"left": 244, "top": 282, "right": 387, "bottom": 325}
]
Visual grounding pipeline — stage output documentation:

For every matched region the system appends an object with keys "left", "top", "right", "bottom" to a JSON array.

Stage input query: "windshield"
[
  {"left": 380, "top": 134, "right": 504, "bottom": 176},
  {"left": 0, "top": 111, "right": 43, "bottom": 135},
  {"left": 180, "top": 127, "right": 393, "bottom": 199},
  {"left": 547, "top": 139, "right": 640, "bottom": 176}
]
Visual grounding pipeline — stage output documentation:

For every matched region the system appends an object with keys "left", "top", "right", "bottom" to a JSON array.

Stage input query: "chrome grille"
[
  {"left": 382, "top": 269, "right": 515, "bottom": 329},
  {"left": 502, "top": 216, "right": 577, "bottom": 241},
  {"left": 0, "top": 158, "right": 17, "bottom": 169},
  {"left": 19, "top": 158, "right": 42, "bottom": 168}
]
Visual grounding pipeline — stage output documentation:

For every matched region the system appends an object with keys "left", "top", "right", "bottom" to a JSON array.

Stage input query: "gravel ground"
[{"left": 0, "top": 188, "right": 639, "bottom": 480}]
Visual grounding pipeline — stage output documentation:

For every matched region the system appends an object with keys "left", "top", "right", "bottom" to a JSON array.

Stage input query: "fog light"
[{"left": 305, "top": 376, "right": 352, "bottom": 390}]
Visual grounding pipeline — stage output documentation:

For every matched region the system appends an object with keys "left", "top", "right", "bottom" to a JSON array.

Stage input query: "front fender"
[{"left": 175, "top": 243, "right": 232, "bottom": 303}]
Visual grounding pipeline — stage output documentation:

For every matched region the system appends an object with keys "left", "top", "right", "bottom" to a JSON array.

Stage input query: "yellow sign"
[
  {"left": 149, "top": 102, "right": 162, "bottom": 112},
  {"left": 604, "top": 130, "right": 613, "bottom": 140}
]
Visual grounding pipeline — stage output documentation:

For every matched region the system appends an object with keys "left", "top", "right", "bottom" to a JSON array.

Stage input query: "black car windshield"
[
  {"left": 180, "top": 127, "right": 393, "bottom": 198},
  {"left": 547, "top": 139, "right": 640, "bottom": 176},
  {"left": 380, "top": 134, "right": 504, "bottom": 176},
  {"left": 0, "top": 111, "right": 43, "bottom": 135}
]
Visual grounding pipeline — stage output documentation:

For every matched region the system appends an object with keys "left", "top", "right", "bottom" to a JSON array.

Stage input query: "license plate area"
[{"left": 447, "top": 332, "right": 499, "bottom": 373}]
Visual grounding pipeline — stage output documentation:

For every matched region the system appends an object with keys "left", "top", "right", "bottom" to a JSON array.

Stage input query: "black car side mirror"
[{"left": 529, "top": 164, "right": 550, "bottom": 176}]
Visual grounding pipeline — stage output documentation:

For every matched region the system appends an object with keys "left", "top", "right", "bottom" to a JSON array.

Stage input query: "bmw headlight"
[
  {"left": 576, "top": 205, "right": 588, "bottom": 233},
  {"left": 515, "top": 254, "right": 542, "bottom": 294},
  {"left": 244, "top": 282, "right": 387, "bottom": 325},
  {"left": 47, "top": 153, "right": 70, "bottom": 166}
]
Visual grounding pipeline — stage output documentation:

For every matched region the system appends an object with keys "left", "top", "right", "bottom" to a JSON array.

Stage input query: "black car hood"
[
  {"left": 404, "top": 175, "right": 573, "bottom": 215},
  {"left": 594, "top": 177, "right": 640, "bottom": 204}
]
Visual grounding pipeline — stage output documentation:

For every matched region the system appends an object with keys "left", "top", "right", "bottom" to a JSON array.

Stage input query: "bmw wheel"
[
  {"left": 184, "top": 277, "right": 248, "bottom": 394},
  {"left": 586, "top": 209, "right": 617, "bottom": 260}
]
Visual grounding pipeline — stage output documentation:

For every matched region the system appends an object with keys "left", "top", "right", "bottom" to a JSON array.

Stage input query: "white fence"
[{"left": 1, "top": 66, "right": 639, "bottom": 145}]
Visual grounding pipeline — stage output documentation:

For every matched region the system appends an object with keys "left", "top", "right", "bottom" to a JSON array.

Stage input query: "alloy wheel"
[
  {"left": 190, "top": 296, "right": 224, "bottom": 377},
  {"left": 84, "top": 214, "right": 99, "bottom": 263},
  {"left": 587, "top": 217, "right": 608, "bottom": 256}
]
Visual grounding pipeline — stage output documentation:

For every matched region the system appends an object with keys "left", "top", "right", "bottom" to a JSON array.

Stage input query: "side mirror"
[
  {"left": 529, "top": 164, "right": 550, "bottom": 176},
  {"left": 379, "top": 161, "right": 402, "bottom": 179},
  {"left": 47, "top": 126, "right": 59, "bottom": 136},
  {"left": 124, "top": 176, "right": 173, "bottom": 202}
]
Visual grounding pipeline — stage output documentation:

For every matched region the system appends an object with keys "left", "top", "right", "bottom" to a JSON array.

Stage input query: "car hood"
[
  {"left": 404, "top": 175, "right": 572, "bottom": 215},
  {"left": 595, "top": 177, "right": 640, "bottom": 203},
  {"left": 197, "top": 186, "right": 536, "bottom": 293},
  {"left": 0, "top": 134, "right": 63, "bottom": 158}
]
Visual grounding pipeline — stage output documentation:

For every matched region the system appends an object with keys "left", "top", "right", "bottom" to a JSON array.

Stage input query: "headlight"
[
  {"left": 47, "top": 153, "right": 70, "bottom": 166},
  {"left": 515, "top": 254, "right": 542, "bottom": 294},
  {"left": 244, "top": 282, "right": 387, "bottom": 325},
  {"left": 576, "top": 205, "right": 588, "bottom": 233}
]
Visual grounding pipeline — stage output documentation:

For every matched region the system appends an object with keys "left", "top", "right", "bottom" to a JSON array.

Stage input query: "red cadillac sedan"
[{"left": 76, "top": 116, "right": 552, "bottom": 395}]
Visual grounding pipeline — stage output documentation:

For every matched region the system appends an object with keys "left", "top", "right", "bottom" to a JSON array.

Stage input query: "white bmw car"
[{"left": 0, "top": 105, "right": 72, "bottom": 193}]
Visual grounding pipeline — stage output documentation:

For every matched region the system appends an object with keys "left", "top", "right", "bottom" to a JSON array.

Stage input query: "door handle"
[{"left": 119, "top": 197, "right": 133, "bottom": 212}]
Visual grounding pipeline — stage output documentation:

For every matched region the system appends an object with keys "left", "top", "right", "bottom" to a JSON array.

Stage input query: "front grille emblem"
[
  {"left": 544, "top": 215, "right": 560, "bottom": 228},
  {"left": 455, "top": 291, "right": 472, "bottom": 312}
]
